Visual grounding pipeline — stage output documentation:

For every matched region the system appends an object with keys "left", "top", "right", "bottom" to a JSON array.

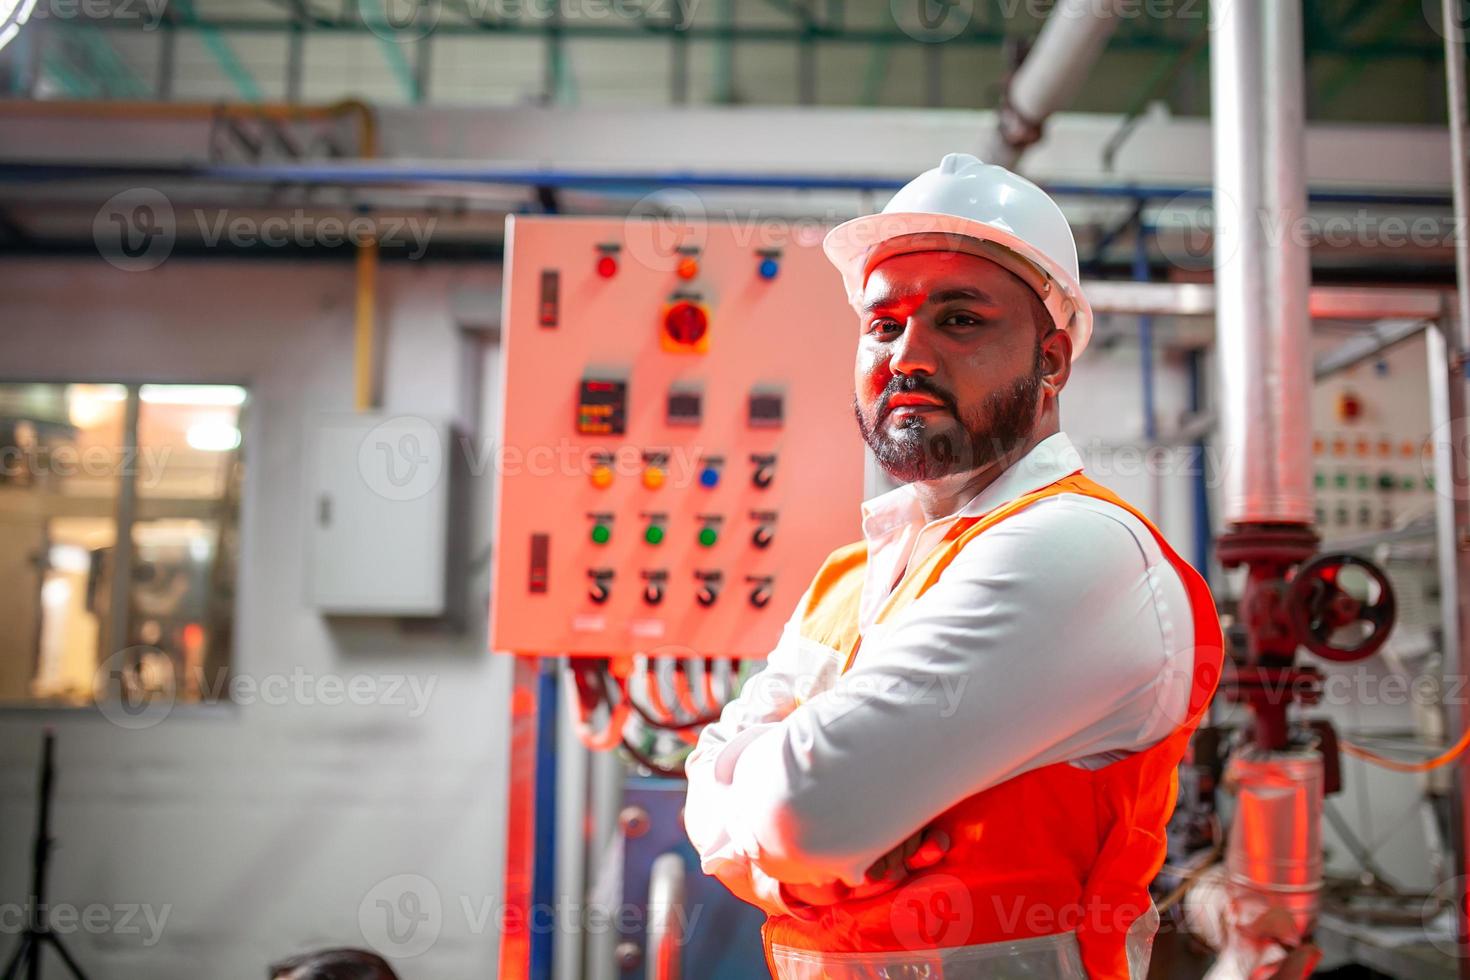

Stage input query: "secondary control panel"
[
  {"left": 491, "top": 216, "right": 865, "bottom": 658},
  {"left": 1311, "top": 332, "right": 1436, "bottom": 541}
]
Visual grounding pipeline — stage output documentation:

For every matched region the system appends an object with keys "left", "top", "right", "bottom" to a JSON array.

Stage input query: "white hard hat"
[{"left": 824, "top": 152, "right": 1093, "bottom": 360}]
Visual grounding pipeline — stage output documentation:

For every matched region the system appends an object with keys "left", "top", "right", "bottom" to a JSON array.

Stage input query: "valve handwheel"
[{"left": 1286, "top": 553, "right": 1396, "bottom": 662}]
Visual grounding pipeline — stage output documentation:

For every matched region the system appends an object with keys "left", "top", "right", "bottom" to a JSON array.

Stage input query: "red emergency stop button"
[{"left": 661, "top": 299, "right": 710, "bottom": 353}]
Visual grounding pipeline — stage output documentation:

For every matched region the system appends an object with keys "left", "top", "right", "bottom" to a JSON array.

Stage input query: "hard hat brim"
[{"left": 823, "top": 211, "right": 1093, "bottom": 360}]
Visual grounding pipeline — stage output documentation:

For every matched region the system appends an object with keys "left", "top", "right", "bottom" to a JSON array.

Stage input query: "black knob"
[
  {"left": 749, "top": 584, "right": 772, "bottom": 608},
  {"left": 696, "top": 582, "right": 721, "bottom": 607},
  {"left": 643, "top": 582, "right": 664, "bottom": 606},
  {"left": 753, "top": 464, "right": 775, "bottom": 489},
  {"left": 589, "top": 578, "right": 611, "bottom": 604},
  {"left": 752, "top": 524, "right": 774, "bottom": 549}
]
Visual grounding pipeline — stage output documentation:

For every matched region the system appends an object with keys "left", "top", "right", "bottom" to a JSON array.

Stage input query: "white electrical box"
[{"left": 307, "top": 414, "right": 451, "bottom": 616}]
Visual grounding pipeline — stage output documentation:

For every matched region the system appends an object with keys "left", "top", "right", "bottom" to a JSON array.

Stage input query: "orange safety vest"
[{"left": 761, "top": 473, "right": 1224, "bottom": 980}]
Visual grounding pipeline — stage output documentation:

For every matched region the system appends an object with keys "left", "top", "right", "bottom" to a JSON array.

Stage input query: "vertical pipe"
[
  {"left": 1427, "top": 321, "right": 1470, "bottom": 977},
  {"left": 500, "top": 655, "right": 542, "bottom": 980},
  {"left": 107, "top": 386, "right": 141, "bottom": 660},
  {"left": 1442, "top": 0, "right": 1470, "bottom": 355},
  {"left": 156, "top": 23, "right": 175, "bottom": 101},
  {"left": 286, "top": 24, "right": 303, "bottom": 103},
  {"left": 530, "top": 658, "right": 560, "bottom": 980},
  {"left": 1209, "top": 0, "right": 1314, "bottom": 527},
  {"left": 354, "top": 236, "right": 379, "bottom": 412},
  {"left": 1134, "top": 225, "right": 1161, "bottom": 519}
]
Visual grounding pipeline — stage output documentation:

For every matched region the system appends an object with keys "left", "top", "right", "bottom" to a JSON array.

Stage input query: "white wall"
[{"left": 0, "top": 257, "right": 513, "bottom": 980}]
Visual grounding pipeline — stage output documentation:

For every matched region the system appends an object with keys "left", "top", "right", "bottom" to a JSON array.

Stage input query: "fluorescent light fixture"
[
  {"left": 141, "top": 385, "right": 248, "bottom": 407},
  {"left": 186, "top": 421, "right": 242, "bottom": 452}
]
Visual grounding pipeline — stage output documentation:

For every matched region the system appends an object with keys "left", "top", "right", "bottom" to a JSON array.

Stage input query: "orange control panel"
[{"left": 490, "top": 216, "right": 865, "bottom": 658}]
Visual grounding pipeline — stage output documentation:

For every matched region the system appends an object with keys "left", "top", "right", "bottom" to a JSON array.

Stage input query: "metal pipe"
[
  {"left": 354, "top": 235, "right": 379, "bottom": 412},
  {"left": 1426, "top": 318, "right": 1470, "bottom": 979},
  {"left": 1209, "top": 0, "right": 1314, "bottom": 527},
  {"left": 982, "top": 0, "right": 1123, "bottom": 168},
  {"left": 1436, "top": 3, "right": 1470, "bottom": 966}
]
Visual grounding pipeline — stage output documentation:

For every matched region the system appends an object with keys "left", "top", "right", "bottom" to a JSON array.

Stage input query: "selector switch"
[
  {"left": 641, "top": 570, "right": 668, "bottom": 606},
  {"left": 588, "top": 569, "right": 613, "bottom": 605},
  {"left": 695, "top": 572, "right": 722, "bottom": 607},
  {"left": 751, "top": 511, "right": 777, "bottom": 549},
  {"left": 751, "top": 454, "right": 777, "bottom": 489},
  {"left": 748, "top": 576, "right": 775, "bottom": 609}
]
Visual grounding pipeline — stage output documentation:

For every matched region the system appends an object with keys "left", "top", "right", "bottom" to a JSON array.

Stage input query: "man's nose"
[{"left": 889, "top": 318, "right": 938, "bottom": 378}]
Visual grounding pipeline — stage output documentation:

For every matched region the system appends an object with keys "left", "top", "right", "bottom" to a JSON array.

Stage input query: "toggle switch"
[{"left": 752, "top": 524, "right": 774, "bottom": 549}]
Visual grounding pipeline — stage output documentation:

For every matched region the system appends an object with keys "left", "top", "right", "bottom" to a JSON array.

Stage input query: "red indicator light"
[{"left": 596, "top": 254, "right": 618, "bottom": 278}]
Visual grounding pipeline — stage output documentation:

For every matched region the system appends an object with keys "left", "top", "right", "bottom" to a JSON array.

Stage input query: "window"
[{"left": 0, "top": 382, "right": 246, "bottom": 710}]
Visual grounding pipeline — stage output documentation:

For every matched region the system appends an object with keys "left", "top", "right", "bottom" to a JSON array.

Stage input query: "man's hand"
[{"left": 778, "top": 827, "right": 950, "bottom": 917}]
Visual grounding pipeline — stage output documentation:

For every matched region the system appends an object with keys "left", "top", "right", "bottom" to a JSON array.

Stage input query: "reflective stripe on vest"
[{"left": 761, "top": 473, "right": 1224, "bottom": 980}]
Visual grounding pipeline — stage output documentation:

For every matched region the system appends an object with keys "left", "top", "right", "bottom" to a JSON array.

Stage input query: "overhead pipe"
[
  {"left": 0, "top": 98, "right": 384, "bottom": 412},
  {"left": 980, "top": 0, "right": 1124, "bottom": 169}
]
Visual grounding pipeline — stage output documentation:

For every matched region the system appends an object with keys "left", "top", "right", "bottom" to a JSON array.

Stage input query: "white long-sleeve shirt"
[{"left": 684, "top": 433, "right": 1197, "bottom": 910}]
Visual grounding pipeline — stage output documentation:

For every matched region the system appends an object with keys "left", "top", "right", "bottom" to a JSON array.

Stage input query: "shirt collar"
[{"left": 860, "top": 432, "right": 1084, "bottom": 540}]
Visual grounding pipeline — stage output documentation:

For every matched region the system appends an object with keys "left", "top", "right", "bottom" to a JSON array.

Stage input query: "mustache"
[{"left": 879, "top": 375, "right": 960, "bottom": 420}]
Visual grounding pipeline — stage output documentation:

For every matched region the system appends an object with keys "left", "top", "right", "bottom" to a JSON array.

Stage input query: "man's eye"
[
  {"left": 869, "top": 319, "right": 902, "bottom": 336},
  {"left": 943, "top": 312, "right": 984, "bottom": 327}
]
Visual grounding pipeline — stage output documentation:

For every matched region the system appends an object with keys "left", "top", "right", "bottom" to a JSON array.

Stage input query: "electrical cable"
[{"left": 1339, "top": 726, "right": 1470, "bottom": 773}]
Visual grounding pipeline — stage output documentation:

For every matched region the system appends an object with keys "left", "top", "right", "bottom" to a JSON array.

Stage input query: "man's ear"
[{"left": 1040, "top": 326, "right": 1072, "bottom": 397}]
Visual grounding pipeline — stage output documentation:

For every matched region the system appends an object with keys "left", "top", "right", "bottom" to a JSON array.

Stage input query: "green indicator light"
[
  {"left": 698, "top": 526, "right": 718, "bottom": 547},
  {"left": 645, "top": 525, "right": 665, "bottom": 545},
  {"left": 1314, "top": 472, "right": 1325, "bottom": 488},
  {"left": 1427, "top": 476, "right": 1436, "bottom": 491},
  {"left": 1334, "top": 473, "right": 1349, "bottom": 489},
  {"left": 1402, "top": 477, "right": 1416, "bottom": 491},
  {"left": 1356, "top": 474, "right": 1370, "bottom": 491},
  {"left": 591, "top": 523, "right": 611, "bottom": 545}
]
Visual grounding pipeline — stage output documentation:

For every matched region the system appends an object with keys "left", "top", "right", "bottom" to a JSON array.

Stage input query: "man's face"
[{"left": 853, "top": 250, "right": 1056, "bottom": 484}]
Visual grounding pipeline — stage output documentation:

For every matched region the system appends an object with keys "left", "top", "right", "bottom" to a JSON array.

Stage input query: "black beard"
[{"left": 854, "top": 353, "right": 1043, "bottom": 483}]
